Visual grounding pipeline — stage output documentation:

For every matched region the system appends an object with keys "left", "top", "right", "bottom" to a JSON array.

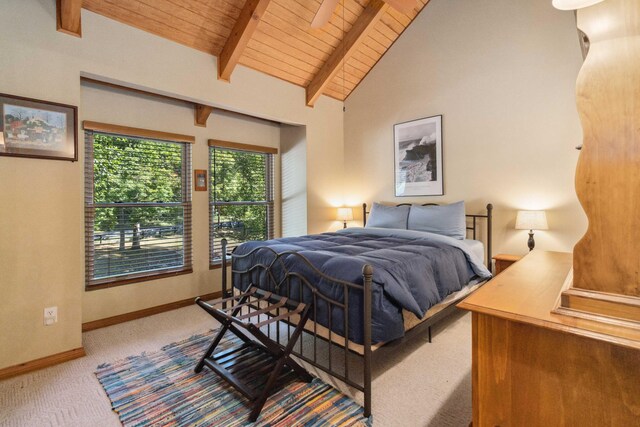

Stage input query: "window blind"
[
  {"left": 209, "top": 146, "right": 274, "bottom": 263},
  {"left": 85, "top": 130, "right": 192, "bottom": 288}
]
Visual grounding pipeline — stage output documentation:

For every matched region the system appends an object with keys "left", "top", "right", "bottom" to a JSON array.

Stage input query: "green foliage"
[
  {"left": 213, "top": 205, "right": 268, "bottom": 244},
  {"left": 211, "top": 149, "right": 270, "bottom": 249},
  {"left": 212, "top": 150, "right": 267, "bottom": 202},
  {"left": 93, "top": 134, "right": 184, "bottom": 232}
]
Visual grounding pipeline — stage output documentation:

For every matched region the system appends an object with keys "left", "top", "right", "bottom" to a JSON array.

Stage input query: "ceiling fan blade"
[
  {"left": 311, "top": 0, "right": 341, "bottom": 28},
  {"left": 383, "top": 0, "right": 416, "bottom": 14}
]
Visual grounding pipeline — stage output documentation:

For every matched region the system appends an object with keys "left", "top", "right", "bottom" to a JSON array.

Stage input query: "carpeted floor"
[{"left": 0, "top": 304, "right": 472, "bottom": 426}]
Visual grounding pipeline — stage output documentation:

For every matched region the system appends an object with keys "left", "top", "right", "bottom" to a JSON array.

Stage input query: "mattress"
[
  {"left": 402, "top": 277, "right": 485, "bottom": 331},
  {"left": 250, "top": 278, "right": 488, "bottom": 356}
]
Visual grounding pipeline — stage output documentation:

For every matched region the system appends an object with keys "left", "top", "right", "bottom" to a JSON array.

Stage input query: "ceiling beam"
[
  {"left": 56, "top": 0, "right": 82, "bottom": 38},
  {"left": 194, "top": 104, "right": 214, "bottom": 127},
  {"left": 218, "top": 0, "right": 273, "bottom": 82},
  {"left": 305, "top": 0, "right": 388, "bottom": 107}
]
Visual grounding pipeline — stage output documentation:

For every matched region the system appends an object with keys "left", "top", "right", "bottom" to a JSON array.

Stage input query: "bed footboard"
[{"left": 219, "top": 238, "right": 374, "bottom": 417}]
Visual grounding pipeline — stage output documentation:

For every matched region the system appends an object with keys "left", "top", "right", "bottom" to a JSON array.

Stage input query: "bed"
[{"left": 216, "top": 202, "right": 493, "bottom": 417}]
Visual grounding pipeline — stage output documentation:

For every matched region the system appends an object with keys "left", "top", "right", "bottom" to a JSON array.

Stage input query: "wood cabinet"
[
  {"left": 459, "top": 251, "right": 640, "bottom": 426},
  {"left": 492, "top": 254, "right": 522, "bottom": 275}
]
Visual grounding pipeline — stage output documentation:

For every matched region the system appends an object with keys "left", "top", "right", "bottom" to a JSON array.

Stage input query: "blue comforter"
[{"left": 232, "top": 227, "right": 491, "bottom": 344}]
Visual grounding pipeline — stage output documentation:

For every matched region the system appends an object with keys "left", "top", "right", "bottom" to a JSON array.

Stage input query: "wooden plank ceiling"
[{"left": 79, "top": 0, "right": 431, "bottom": 105}]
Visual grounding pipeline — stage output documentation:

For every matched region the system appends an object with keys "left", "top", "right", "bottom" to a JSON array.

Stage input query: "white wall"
[
  {"left": 344, "top": 0, "right": 587, "bottom": 256},
  {"left": 281, "top": 125, "right": 308, "bottom": 237},
  {"left": 0, "top": 0, "right": 344, "bottom": 370}
]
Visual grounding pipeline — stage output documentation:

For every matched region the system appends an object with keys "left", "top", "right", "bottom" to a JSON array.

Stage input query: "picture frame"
[
  {"left": 0, "top": 93, "right": 77, "bottom": 161},
  {"left": 194, "top": 169, "right": 207, "bottom": 191},
  {"left": 394, "top": 115, "right": 444, "bottom": 197}
]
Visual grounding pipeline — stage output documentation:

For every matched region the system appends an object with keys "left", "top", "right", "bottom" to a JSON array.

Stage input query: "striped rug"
[{"left": 95, "top": 330, "right": 369, "bottom": 426}]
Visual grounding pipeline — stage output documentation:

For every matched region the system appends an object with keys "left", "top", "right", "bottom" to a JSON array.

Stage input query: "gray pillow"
[
  {"left": 407, "top": 201, "right": 466, "bottom": 239},
  {"left": 366, "top": 203, "right": 410, "bottom": 229}
]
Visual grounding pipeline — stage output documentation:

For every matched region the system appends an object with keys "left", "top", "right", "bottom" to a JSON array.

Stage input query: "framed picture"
[
  {"left": 394, "top": 115, "right": 443, "bottom": 197},
  {"left": 0, "top": 93, "right": 77, "bottom": 161},
  {"left": 194, "top": 169, "right": 207, "bottom": 191}
]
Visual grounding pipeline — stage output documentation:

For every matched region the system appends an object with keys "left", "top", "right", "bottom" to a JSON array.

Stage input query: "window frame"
[
  {"left": 83, "top": 122, "right": 194, "bottom": 290},
  {"left": 208, "top": 139, "right": 277, "bottom": 268}
]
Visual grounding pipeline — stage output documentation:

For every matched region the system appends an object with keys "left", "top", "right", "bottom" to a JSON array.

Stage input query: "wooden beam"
[
  {"left": 218, "top": 0, "right": 273, "bottom": 82},
  {"left": 83, "top": 121, "right": 196, "bottom": 144},
  {"left": 56, "top": 0, "right": 82, "bottom": 38},
  {"left": 305, "top": 0, "right": 388, "bottom": 106},
  {"left": 208, "top": 139, "right": 278, "bottom": 154},
  {"left": 383, "top": 0, "right": 416, "bottom": 15},
  {"left": 194, "top": 104, "right": 214, "bottom": 127}
]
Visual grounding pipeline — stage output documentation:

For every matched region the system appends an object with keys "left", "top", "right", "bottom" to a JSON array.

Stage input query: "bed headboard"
[{"left": 362, "top": 202, "right": 493, "bottom": 273}]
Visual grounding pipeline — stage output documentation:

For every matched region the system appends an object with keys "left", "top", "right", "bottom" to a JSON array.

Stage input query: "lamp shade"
[
  {"left": 516, "top": 210, "right": 548, "bottom": 230},
  {"left": 337, "top": 207, "right": 354, "bottom": 222},
  {"left": 552, "top": 0, "right": 604, "bottom": 10}
]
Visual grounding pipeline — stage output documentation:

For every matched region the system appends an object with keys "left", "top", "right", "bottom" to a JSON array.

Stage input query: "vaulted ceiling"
[{"left": 58, "top": 0, "right": 431, "bottom": 105}]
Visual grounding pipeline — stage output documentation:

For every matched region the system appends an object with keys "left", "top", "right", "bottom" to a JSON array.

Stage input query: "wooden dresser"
[
  {"left": 492, "top": 254, "right": 522, "bottom": 275},
  {"left": 458, "top": 250, "right": 640, "bottom": 426}
]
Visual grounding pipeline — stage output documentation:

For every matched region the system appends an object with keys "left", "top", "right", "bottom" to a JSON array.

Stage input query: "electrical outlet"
[{"left": 44, "top": 306, "right": 58, "bottom": 326}]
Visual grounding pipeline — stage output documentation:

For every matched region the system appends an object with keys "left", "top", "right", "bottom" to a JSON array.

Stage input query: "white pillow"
[
  {"left": 366, "top": 203, "right": 410, "bottom": 229},
  {"left": 407, "top": 201, "right": 466, "bottom": 239}
]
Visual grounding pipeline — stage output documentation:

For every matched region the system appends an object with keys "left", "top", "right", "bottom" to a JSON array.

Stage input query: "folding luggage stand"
[{"left": 194, "top": 286, "right": 314, "bottom": 422}]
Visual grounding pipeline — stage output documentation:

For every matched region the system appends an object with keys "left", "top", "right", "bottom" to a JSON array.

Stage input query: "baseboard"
[
  {"left": 0, "top": 347, "right": 85, "bottom": 381},
  {"left": 82, "top": 291, "right": 222, "bottom": 332}
]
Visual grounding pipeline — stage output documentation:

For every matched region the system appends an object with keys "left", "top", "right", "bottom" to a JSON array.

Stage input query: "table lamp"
[
  {"left": 552, "top": 0, "right": 604, "bottom": 10},
  {"left": 515, "top": 210, "right": 548, "bottom": 251},
  {"left": 337, "top": 207, "right": 353, "bottom": 229}
]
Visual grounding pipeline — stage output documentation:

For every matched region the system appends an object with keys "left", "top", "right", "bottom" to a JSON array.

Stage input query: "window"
[
  {"left": 84, "top": 123, "right": 192, "bottom": 288},
  {"left": 209, "top": 140, "right": 276, "bottom": 264}
]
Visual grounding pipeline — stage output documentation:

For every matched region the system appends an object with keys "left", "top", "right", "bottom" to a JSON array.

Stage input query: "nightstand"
[{"left": 493, "top": 254, "right": 523, "bottom": 274}]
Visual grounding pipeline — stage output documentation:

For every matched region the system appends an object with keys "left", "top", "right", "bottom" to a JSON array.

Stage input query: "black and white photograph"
[{"left": 394, "top": 115, "right": 443, "bottom": 196}]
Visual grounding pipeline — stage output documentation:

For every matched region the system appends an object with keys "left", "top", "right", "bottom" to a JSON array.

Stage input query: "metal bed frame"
[{"left": 217, "top": 203, "right": 493, "bottom": 418}]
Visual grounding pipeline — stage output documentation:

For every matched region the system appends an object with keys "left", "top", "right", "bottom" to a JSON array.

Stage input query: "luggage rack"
[{"left": 194, "top": 286, "right": 313, "bottom": 422}]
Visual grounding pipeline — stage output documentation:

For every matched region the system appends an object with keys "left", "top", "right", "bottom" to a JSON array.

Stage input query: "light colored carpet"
[{"left": 0, "top": 305, "right": 472, "bottom": 427}]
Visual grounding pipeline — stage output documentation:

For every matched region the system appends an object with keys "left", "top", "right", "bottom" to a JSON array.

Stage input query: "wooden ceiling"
[{"left": 58, "top": 0, "right": 431, "bottom": 106}]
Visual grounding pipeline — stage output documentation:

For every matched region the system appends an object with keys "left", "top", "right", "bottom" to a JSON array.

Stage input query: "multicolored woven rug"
[{"left": 95, "top": 330, "right": 369, "bottom": 426}]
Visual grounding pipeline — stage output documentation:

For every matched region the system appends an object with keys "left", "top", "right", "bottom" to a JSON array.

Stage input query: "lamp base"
[{"left": 527, "top": 230, "right": 535, "bottom": 251}]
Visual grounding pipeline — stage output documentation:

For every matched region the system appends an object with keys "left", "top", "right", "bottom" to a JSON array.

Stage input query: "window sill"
[
  {"left": 86, "top": 268, "right": 193, "bottom": 291},
  {"left": 210, "top": 256, "right": 233, "bottom": 270}
]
